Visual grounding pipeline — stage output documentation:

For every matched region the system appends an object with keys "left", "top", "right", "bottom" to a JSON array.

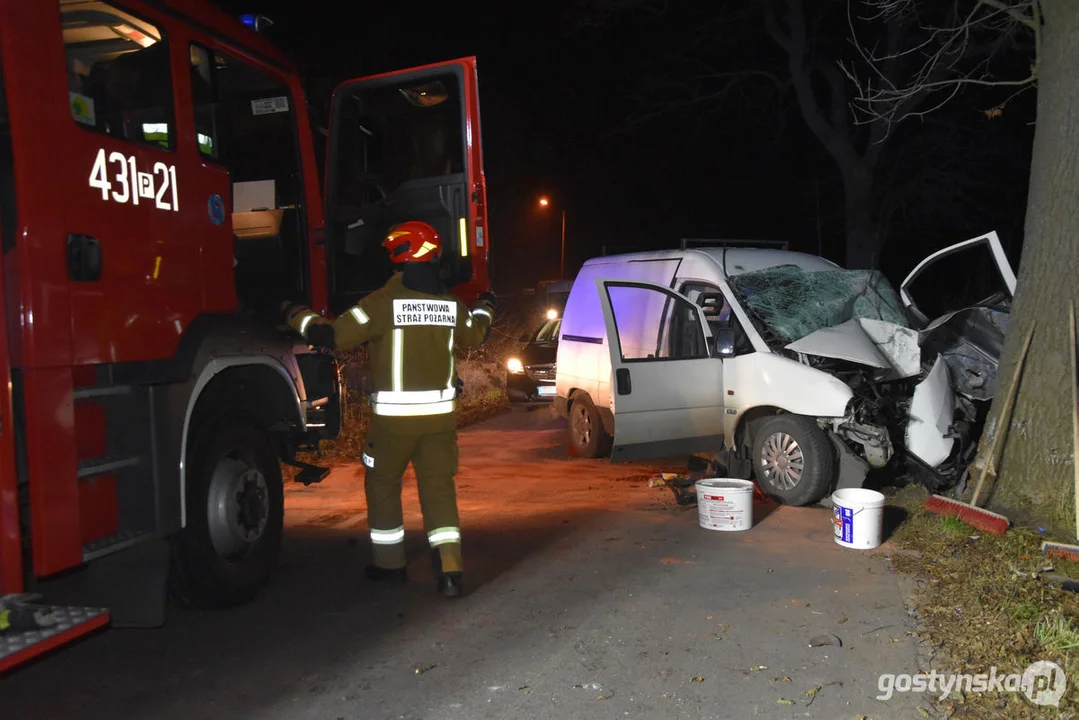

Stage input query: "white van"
[{"left": 553, "top": 234, "right": 1016, "bottom": 506}]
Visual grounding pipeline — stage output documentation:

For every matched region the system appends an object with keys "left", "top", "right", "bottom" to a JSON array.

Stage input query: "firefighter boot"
[
  {"left": 438, "top": 573, "right": 462, "bottom": 598},
  {"left": 364, "top": 564, "right": 408, "bottom": 584},
  {"left": 429, "top": 549, "right": 463, "bottom": 598}
]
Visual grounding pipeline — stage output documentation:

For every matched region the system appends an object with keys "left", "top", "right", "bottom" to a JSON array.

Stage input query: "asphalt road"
[{"left": 2, "top": 408, "right": 930, "bottom": 719}]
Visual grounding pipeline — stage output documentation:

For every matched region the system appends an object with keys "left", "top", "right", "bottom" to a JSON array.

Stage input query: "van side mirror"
[
  {"left": 519, "top": 334, "right": 530, "bottom": 343},
  {"left": 714, "top": 329, "right": 736, "bottom": 358}
]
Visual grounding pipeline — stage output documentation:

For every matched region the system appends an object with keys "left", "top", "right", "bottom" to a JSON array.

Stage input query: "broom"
[
  {"left": 923, "top": 321, "right": 1036, "bottom": 535},
  {"left": 1042, "top": 302, "right": 1079, "bottom": 561}
]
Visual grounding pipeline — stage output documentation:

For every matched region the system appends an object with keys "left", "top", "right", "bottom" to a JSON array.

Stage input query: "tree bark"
[
  {"left": 766, "top": 0, "right": 887, "bottom": 269},
  {"left": 979, "top": 0, "right": 1079, "bottom": 534},
  {"left": 842, "top": 167, "right": 881, "bottom": 270}
]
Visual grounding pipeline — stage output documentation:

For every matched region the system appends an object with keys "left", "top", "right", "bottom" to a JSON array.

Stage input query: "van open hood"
[{"left": 784, "top": 318, "right": 922, "bottom": 378}]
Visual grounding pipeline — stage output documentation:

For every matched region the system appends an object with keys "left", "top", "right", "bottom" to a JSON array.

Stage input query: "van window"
[
  {"left": 680, "top": 281, "right": 754, "bottom": 356},
  {"left": 606, "top": 284, "right": 708, "bottom": 361},
  {"left": 189, "top": 43, "right": 307, "bottom": 312},
  {"left": 61, "top": 0, "right": 174, "bottom": 150}
]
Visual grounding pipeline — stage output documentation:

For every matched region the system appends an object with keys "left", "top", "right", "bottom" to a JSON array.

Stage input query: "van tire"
[
  {"left": 751, "top": 414, "right": 833, "bottom": 506},
  {"left": 569, "top": 394, "right": 613, "bottom": 458}
]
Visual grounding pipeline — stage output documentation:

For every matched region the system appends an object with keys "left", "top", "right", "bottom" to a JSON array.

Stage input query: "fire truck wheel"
[{"left": 170, "top": 413, "right": 284, "bottom": 609}]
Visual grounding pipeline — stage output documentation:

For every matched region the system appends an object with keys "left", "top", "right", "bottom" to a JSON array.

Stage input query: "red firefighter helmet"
[{"left": 383, "top": 221, "right": 442, "bottom": 263}]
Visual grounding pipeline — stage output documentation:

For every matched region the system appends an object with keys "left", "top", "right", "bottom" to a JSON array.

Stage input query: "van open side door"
[{"left": 596, "top": 279, "right": 727, "bottom": 461}]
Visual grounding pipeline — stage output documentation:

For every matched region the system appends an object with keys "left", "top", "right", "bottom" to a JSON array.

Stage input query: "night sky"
[{"left": 210, "top": 0, "right": 1036, "bottom": 295}]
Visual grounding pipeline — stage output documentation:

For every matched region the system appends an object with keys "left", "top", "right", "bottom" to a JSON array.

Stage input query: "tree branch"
[
  {"left": 768, "top": 0, "right": 862, "bottom": 171},
  {"left": 844, "top": 0, "right": 1041, "bottom": 131}
]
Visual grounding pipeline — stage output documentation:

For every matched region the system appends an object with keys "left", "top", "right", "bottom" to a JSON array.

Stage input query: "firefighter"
[{"left": 282, "top": 221, "right": 494, "bottom": 598}]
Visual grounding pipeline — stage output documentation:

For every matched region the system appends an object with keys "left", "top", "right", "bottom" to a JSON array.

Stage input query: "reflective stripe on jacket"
[{"left": 288, "top": 273, "right": 494, "bottom": 426}]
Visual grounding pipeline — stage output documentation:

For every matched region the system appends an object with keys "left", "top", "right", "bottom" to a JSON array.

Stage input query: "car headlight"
[
  {"left": 507, "top": 358, "right": 525, "bottom": 374},
  {"left": 546, "top": 308, "right": 559, "bottom": 320}
]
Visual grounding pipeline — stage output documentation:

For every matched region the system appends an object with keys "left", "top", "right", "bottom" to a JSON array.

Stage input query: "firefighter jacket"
[{"left": 287, "top": 273, "right": 494, "bottom": 433}]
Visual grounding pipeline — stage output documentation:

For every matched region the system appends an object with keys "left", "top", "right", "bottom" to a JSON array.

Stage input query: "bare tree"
[
  {"left": 848, "top": 0, "right": 1079, "bottom": 534},
  {"left": 574, "top": 0, "right": 1021, "bottom": 269},
  {"left": 763, "top": 0, "right": 912, "bottom": 269},
  {"left": 842, "top": 0, "right": 1039, "bottom": 128}
]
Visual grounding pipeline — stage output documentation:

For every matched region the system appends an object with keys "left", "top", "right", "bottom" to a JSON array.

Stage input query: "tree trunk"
[
  {"left": 842, "top": 168, "right": 881, "bottom": 270},
  {"left": 979, "top": 0, "right": 1079, "bottom": 535}
]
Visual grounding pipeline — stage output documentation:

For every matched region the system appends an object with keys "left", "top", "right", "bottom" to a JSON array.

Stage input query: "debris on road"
[
  {"left": 648, "top": 473, "right": 699, "bottom": 506},
  {"left": 1037, "top": 571, "right": 1079, "bottom": 593},
  {"left": 414, "top": 664, "right": 437, "bottom": 675},
  {"left": 808, "top": 633, "right": 842, "bottom": 648}
]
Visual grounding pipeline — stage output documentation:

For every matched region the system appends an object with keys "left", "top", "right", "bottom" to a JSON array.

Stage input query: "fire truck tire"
[{"left": 170, "top": 412, "right": 284, "bottom": 609}]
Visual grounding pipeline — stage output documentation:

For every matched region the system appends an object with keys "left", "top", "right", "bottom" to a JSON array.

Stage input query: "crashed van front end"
[{"left": 727, "top": 237, "right": 1013, "bottom": 493}]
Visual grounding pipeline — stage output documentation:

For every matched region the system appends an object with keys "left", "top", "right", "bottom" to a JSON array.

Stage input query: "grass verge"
[{"left": 886, "top": 484, "right": 1079, "bottom": 718}]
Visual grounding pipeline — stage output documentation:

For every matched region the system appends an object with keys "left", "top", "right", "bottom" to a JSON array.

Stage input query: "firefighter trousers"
[{"left": 362, "top": 419, "right": 462, "bottom": 574}]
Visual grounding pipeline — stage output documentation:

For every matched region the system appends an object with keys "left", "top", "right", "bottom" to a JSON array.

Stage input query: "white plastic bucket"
[
  {"left": 695, "top": 478, "right": 754, "bottom": 531},
  {"left": 831, "top": 488, "right": 886, "bottom": 549}
]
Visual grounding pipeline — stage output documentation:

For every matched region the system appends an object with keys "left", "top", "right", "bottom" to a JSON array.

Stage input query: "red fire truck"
[{"left": 0, "top": 0, "right": 490, "bottom": 670}]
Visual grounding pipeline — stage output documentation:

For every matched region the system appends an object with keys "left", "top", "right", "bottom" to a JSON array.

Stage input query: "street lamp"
[{"left": 537, "top": 196, "right": 566, "bottom": 280}]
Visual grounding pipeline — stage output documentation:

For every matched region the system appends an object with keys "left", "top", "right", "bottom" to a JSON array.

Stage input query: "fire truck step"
[
  {"left": 0, "top": 604, "right": 109, "bottom": 674},
  {"left": 77, "top": 455, "right": 140, "bottom": 479},
  {"left": 72, "top": 385, "right": 132, "bottom": 400},
  {"left": 82, "top": 529, "right": 152, "bottom": 562}
]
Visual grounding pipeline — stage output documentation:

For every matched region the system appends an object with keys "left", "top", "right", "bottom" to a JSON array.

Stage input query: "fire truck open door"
[{"left": 324, "top": 57, "right": 489, "bottom": 311}]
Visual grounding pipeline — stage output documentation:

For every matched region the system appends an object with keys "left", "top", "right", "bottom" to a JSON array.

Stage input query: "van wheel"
[
  {"left": 751, "top": 414, "right": 834, "bottom": 506},
  {"left": 170, "top": 412, "right": 284, "bottom": 609},
  {"left": 569, "top": 394, "right": 613, "bottom": 458}
]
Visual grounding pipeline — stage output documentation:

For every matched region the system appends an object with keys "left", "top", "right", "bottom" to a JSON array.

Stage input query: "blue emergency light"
[{"left": 239, "top": 14, "right": 273, "bottom": 33}]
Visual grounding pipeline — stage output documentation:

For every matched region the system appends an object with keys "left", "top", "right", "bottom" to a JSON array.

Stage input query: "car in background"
[{"left": 507, "top": 310, "right": 562, "bottom": 403}]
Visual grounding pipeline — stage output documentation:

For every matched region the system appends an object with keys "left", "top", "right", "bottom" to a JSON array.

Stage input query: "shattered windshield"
[{"left": 727, "top": 265, "right": 910, "bottom": 344}]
